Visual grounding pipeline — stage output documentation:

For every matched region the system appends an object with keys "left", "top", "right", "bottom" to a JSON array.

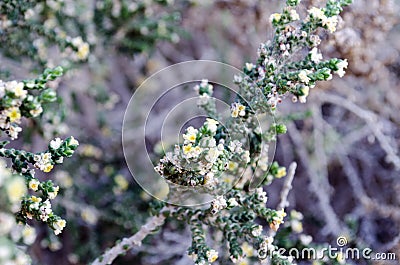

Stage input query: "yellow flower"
[
  {"left": 81, "top": 207, "right": 99, "bottom": 225},
  {"left": 308, "top": 7, "right": 326, "bottom": 20},
  {"left": 43, "top": 163, "right": 54, "bottom": 173},
  {"left": 42, "top": 152, "right": 52, "bottom": 161},
  {"left": 8, "top": 107, "right": 21, "bottom": 122},
  {"left": 31, "top": 196, "right": 42, "bottom": 203},
  {"left": 48, "top": 186, "right": 59, "bottom": 199},
  {"left": 22, "top": 226, "right": 37, "bottom": 245},
  {"left": 322, "top": 16, "right": 338, "bottom": 33},
  {"left": 30, "top": 106, "right": 43, "bottom": 117},
  {"left": 54, "top": 219, "right": 66, "bottom": 230},
  {"left": 6, "top": 176, "right": 27, "bottom": 203},
  {"left": 276, "top": 167, "right": 287, "bottom": 178},
  {"left": 207, "top": 249, "right": 218, "bottom": 263},
  {"left": 114, "top": 174, "right": 129, "bottom": 191},
  {"left": 231, "top": 109, "right": 239, "bottom": 118},
  {"left": 241, "top": 242, "right": 254, "bottom": 257},
  {"left": 298, "top": 70, "right": 310, "bottom": 84},
  {"left": 269, "top": 13, "right": 282, "bottom": 23},
  {"left": 69, "top": 136, "right": 79, "bottom": 146},
  {"left": 291, "top": 220, "right": 303, "bottom": 233},
  {"left": 14, "top": 82, "right": 27, "bottom": 98},
  {"left": 301, "top": 86, "right": 310, "bottom": 97},
  {"left": 77, "top": 43, "right": 89, "bottom": 60},
  {"left": 183, "top": 144, "right": 193, "bottom": 154},
  {"left": 228, "top": 161, "right": 238, "bottom": 171}
]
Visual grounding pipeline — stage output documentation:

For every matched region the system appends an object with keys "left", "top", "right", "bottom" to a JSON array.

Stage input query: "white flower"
[
  {"left": 9, "top": 125, "right": 22, "bottom": 140},
  {"left": 48, "top": 186, "right": 59, "bottom": 199},
  {"left": 29, "top": 196, "right": 42, "bottom": 210},
  {"left": 13, "top": 82, "right": 27, "bottom": 99},
  {"left": 310, "top": 47, "right": 322, "bottom": 63},
  {"left": 335, "top": 59, "right": 348, "bottom": 77},
  {"left": 245, "top": 63, "right": 255, "bottom": 71},
  {"left": 206, "top": 147, "right": 220, "bottom": 163},
  {"left": 206, "top": 249, "right": 219, "bottom": 263},
  {"left": 242, "top": 150, "right": 250, "bottom": 163},
  {"left": 256, "top": 187, "right": 268, "bottom": 203},
  {"left": 204, "top": 172, "right": 215, "bottom": 185},
  {"left": 211, "top": 196, "right": 227, "bottom": 214},
  {"left": 299, "top": 86, "right": 310, "bottom": 103},
  {"left": 228, "top": 140, "right": 243, "bottom": 153},
  {"left": 308, "top": 7, "right": 326, "bottom": 20},
  {"left": 198, "top": 93, "right": 210, "bottom": 105},
  {"left": 22, "top": 226, "right": 37, "bottom": 245},
  {"left": 69, "top": 136, "right": 79, "bottom": 146},
  {"left": 30, "top": 106, "right": 43, "bottom": 117},
  {"left": 290, "top": 9, "right": 300, "bottom": 21},
  {"left": 50, "top": 137, "right": 63, "bottom": 149},
  {"left": 231, "top": 102, "right": 246, "bottom": 118},
  {"left": 291, "top": 219, "right": 303, "bottom": 233},
  {"left": 234, "top": 75, "right": 243, "bottom": 83},
  {"left": 251, "top": 225, "right": 263, "bottom": 237},
  {"left": 53, "top": 219, "right": 66, "bottom": 235},
  {"left": 298, "top": 70, "right": 311, "bottom": 84},
  {"left": 183, "top": 127, "right": 198, "bottom": 144},
  {"left": 299, "top": 234, "right": 313, "bottom": 245},
  {"left": 205, "top": 118, "right": 219, "bottom": 133},
  {"left": 269, "top": 13, "right": 282, "bottom": 23},
  {"left": 323, "top": 16, "right": 338, "bottom": 33},
  {"left": 228, "top": 197, "right": 239, "bottom": 207},
  {"left": 28, "top": 179, "right": 40, "bottom": 191}
]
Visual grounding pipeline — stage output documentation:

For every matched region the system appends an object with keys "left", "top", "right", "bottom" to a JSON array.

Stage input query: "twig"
[
  {"left": 317, "top": 91, "right": 400, "bottom": 169},
  {"left": 277, "top": 162, "right": 297, "bottom": 211},
  {"left": 269, "top": 162, "right": 297, "bottom": 238},
  {"left": 91, "top": 206, "right": 170, "bottom": 265},
  {"left": 287, "top": 121, "right": 346, "bottom": 236}
]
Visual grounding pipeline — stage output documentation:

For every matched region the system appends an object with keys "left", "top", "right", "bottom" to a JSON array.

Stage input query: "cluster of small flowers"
[
  {"left": 65, "top": 36, "right": 90, "bottom": 61},
  {"left": 210, "top": 195, "right": 227, "bottom": 214},
  {"left": 33, "top": 153, "right": 53, "bottom": 173},
  {"left": 307, "top": 6, "right": 338, "bottom": 33},
  {"left": 0, "top": 68, "right": 63, "bottom": 140},
  {"left": 0, "top": 134, "right": 78, "bottom": 234},
  {"left": 194, "top": 79, "right": 214, "bottom": 106},
  {"left": 156, "top": 118, "right": 250, "bottom": 188},
  {"left": 254, "top": 187, "right": 268, "bottom": 204},
  {"left": 231, "top": 102, "right": 246, "bottom": 118},
  {"left": 18, "top": 187, "right": 65, "bottom": 235},
  {"left": 51, "top": 218, "right": 67, "bottom": 235},
  {"left": 269, "top": 209, "right": 287, "bottom": 232},
  {"left": 166, "top": 187, "right": 292, "bottom": 264},
  {"left": 257, "top": 236, "right": 275, "bottom": 259},
  {"left": 232, "top": 0, "right": 351, "bottom": 110},
  {"left": 189, "top": 248, "right": 219, "bottom": 265},
  {"left": 0, "top": 81, "right": 26, "bottom": 140},
  {"left": 25, "top": 196, "right": 53, "bottom": 222}
]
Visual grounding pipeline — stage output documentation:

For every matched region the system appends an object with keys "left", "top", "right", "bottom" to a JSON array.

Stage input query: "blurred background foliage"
[{"left": 0, "top": 0, "right": 399, "bottom": 264}]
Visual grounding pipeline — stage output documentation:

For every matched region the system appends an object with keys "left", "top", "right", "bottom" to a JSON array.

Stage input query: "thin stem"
[{"left": 91, "top": 206, "right": 170, "bottom": 265}]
